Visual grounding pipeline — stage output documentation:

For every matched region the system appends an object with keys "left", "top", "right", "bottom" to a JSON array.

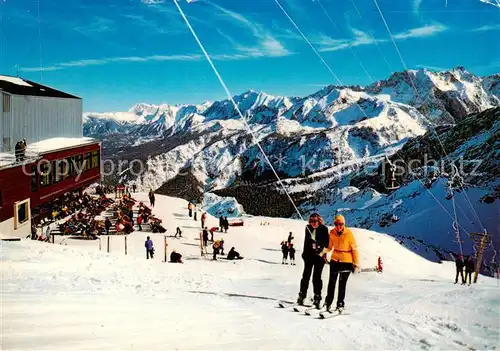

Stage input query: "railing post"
[
  {"left": 164, "top": 236, "right": 167, "bottom": 263},
  {"left": 107, "top": 236, "right": 110, "bottom": 253}
]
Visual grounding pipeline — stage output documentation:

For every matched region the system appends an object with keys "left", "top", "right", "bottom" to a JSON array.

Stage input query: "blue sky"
[{"left": 1, "top": 0, "right": 499, "bottom": 111}]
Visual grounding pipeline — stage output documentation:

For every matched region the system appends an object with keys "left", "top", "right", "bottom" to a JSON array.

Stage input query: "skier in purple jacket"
[{"left": 145, "top": 236, "right": 154, "bottom": 259}]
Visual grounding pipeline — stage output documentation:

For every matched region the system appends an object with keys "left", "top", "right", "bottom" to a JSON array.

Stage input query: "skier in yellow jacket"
[{"left": 322, "top": 214, "right": 359, "bottom": 312}]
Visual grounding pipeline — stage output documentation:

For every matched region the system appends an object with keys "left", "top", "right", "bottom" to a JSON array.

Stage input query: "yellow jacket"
[{"left": 327, "top": 227, "right": 359, "bottom": 266}]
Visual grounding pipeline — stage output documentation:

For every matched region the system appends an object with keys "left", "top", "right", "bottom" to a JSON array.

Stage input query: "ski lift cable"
[
  {"left": 347, "top": 0, "right": 393, "bottom": 74},
  {"left": 461, "top": 189, "right": 487, "bottom": 232},
  {"left": 372, "top": 0, "right": 486, "bottom": 243},
  {"left": 172, "top": 0, "right": 307, "bottom": 223},
  {"left": 316, "top": 0, "right": 374, "bottom": 82},
  {"left": 273, "top": 0, "right": 470, "bottom": 236}
]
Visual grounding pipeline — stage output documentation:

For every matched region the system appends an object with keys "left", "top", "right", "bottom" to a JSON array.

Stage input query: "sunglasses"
[
  {"left": 310, "top": 219, "right": 319, "bottom": 223},
  {"left": 334, "top": 223, "right": 344, "bottom": 227}
]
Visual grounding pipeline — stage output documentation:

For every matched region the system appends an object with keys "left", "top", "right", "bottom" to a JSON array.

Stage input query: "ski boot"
[
  {"left": 336, "top": 301, "right": 345, "bottom": 314},
  {"left": 313, "top": 295, "right": 322, "bottom": 309},
  {"left": 297, "top": 292, "right": 306, "bottom": 306}
]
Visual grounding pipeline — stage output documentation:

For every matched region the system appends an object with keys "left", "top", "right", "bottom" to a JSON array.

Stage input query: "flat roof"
[
  {"left": 0, "top": 74, "right": 80, "bottom": 99},
  {"left": 27, "top": 137, "right": 99, "bottom": 155},
  {"left": 0, "top": 137, "right": 99, "bottom": 170}
]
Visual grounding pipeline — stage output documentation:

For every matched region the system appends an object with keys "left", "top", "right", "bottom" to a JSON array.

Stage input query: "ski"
[
  {"left": 304, "top": 306, "right": 325, "bottom": 315},
  {"left": 293, "top": 304, "right": 314, "bottom": 312},
  {"left": 319, "top": 309, "right": 349, "bottom": 319}
]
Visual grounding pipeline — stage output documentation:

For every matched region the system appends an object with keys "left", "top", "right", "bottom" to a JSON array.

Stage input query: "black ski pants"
[
  {"left": 325, "top": 261, "right": 353, "bottom": 308},
  {"left": 455, "top": 268, "right": 465, "bottom": 283},
  {"left": 465, "top": 271, "right": 472, "bottom": 284},
  {"left": 299, "top": 255, "right": 325, "bottom": 297},
  {"left": 147, "top": 249, "right": 154, "bottom": 259}
]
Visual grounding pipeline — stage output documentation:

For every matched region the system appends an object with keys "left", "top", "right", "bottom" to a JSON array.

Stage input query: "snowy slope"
[{"left": 2, "top": 194, "right": 499, "bottom": 350}]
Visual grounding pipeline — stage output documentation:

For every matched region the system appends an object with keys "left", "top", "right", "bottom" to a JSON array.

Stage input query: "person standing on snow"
[
  {"left": 202, "top": 228, "right": 209, "bottom": 247},
  {"left": 289, "top": 243, "right": 296, "bottom": 265},
  {"left": 287, "top": 232, "right": 294, "bottom": 245},
  {"left": 464, "top": 255, "right": 474, "bottom": 285},
  {"left": 323, "top": 214, "right": 359, "bottom": 312},
  {"left": 145, "top": 236, "right": 154, "bottom": 259},
  {"left": 455, "top": 254, "right": 465, "bottom": 284},
  {"left": 281, "top": 241, "right": 289, "bottom": 264},
  {"left": 377, "top": 256, "right": 383, "bottom": 273},
  {"left": 297, "top": 213, "right": 329, "bottom": 308},
  {"left": 201, "top": 211, "right": 207, "bottom": 229}
]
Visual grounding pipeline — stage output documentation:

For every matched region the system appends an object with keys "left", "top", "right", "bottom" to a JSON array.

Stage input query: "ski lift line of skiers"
[
  {"left": 454, "top": 254, "right": 476, "bottom": 286},
  {"left": 187, "top": 201, "right": 230, "bottom": 233}
]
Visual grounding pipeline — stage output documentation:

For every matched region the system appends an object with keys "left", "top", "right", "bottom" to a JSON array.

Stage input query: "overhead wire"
[
  {"left": 273, "top": 0, "right": 471, "bottom": 237},
  {"left": 172, "top": 0, "right": 307, "bottom": 223},
  {"left": 371, "top": 0, "right": 491, "bottom": 250}
]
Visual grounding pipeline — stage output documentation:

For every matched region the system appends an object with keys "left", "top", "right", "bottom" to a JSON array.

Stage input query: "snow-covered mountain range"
[{"left": 84, "top": 67, "right": 499, "bottom": 265}]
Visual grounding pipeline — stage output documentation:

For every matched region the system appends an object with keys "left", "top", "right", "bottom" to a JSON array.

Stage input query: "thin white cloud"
[
  {"left": 141, "top": 0, "right": 165, "bottom": 4},
  {"left": 393, "top": 24, "right": 447, "bottom": 39},
  {"left": 479, "top": 0, "right": 500, "bottom": 9},
  {"left": 19, "top": 55, "right": 203, "bottom": 72},
  {"left": 316, "top": 29, "right": 382, "bottom": 52},
  {"left": 472, "top": 23, "right": 500, "bottom": 31},
  {"left": 209, "top": 2, "right": 292, "bottom": 58},
  {"left": 415, "top": 64, "right": 448, "bottom": 71},
  {"left": 19, "top": 48, "right": 288, "bottom": 72},
  {"left": 316, "top": 24, "right": 447, "bottom": 52}
]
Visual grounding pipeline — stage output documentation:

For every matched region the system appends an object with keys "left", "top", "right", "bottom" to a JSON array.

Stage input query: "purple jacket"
[{"left": 145, "top": 239, "right": 153, "bottom": 250}]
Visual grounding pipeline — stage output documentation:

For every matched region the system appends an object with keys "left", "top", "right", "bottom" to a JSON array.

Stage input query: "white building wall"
[
  {"left": 0, "top": 218, "right": 30, "bottom": 239},
  {"left": 3, "top": 95, "right": 82, "bottom": 152}
]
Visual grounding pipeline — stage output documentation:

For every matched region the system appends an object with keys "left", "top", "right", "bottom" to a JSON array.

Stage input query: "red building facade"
[{"left": 0, "top": 141, "right": 101, "bottom": 224}]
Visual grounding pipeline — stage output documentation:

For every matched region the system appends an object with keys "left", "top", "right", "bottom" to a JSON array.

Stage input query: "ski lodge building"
[{"left": 0, "top": 75, "right": 101, "bottom": 239}]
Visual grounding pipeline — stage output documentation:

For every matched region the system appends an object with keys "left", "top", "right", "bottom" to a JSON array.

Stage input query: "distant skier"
[
  {"left": 209, "top": 227, "right": 217, "bottom": 242},
  {"left": 227, "top": 247, "right": 243, "bottom": 260},
  {"left": 297, "top": 213, "right": 329, "bottom": 308},
  {"left": 201, "top": 211, "right": 207, "bottom": 229},
  {"left": 281, "top": 241, "right": 289, "bottom": 264},
  {"left": 464, "top": 255, "right": 474, "bottom": 285},
  {"left": 287, "top": 232, "right": 294, "bottom": 245},
  {"left": 188, "top": 202, "right": 194, "bottom": 217},
  {"left": 175, "top": 227, "right": 182, "bottom": 238},
  {"left": 212, "top": 240, "right": 223, "bottom": 260},
  {"left": 323, "top": 214, "right": 359, "bottom": 312},
  {"left": 132, "top": 184, "right": 137, "bottom": 193},
  {"left": 289, "top": 243, "right": 296, "bottom": 265},
  {"left": 455, "top": 254, "right": 465, "bottom": 284},
  {"left": 202, "top": 228, "right": 209, "bottom": 247},
  {"left": 223, "top": 217, "right": 229, "bottom": 233},
  {"left": 377, "top": 256, "right": 383, "bottom": 273},
  {"left": 219, "top": 216, "right": 224, "bottom": 231},
  {"left": 148, "top": 190, "right": 155, "bottom": 207},
  {"left": 145, "top": 236, "right": 154, "bottom": 259},
  {"left": 170, "top": 249, "right": 183, "bottom": 263}
]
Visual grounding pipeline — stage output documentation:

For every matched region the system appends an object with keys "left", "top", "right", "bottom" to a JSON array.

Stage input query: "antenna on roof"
[{"left": 15, "top": 64, "right": 20, "bottom": 77}]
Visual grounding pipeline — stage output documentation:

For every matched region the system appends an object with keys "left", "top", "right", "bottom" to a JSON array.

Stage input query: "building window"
[
  {"left": 53, "top": 160, "right": 61, "bottom": 183},
  {"left": 60, "top": 159, "right": 68, "bottom": 179},
  {"left": 14, "top": 198, "right": 30, "bottom": 229},
  {"left": 40, "top": 161, "right": 51, "bottom": 187},
  {"left": 92, "top": 150, "right": 99, "bottom": 169},
  {"left": 3, "top": 93, "right": 10, "bottom": 113},
  {"left": 75, "top": 154, "right": 83, "bottom": 175},
  {"left": 65, "top": 157, "right": 73, "bottom": 178},
  {"left": 85, "top": 152, "right": 91, "bottom": 171},
  {"left": 31, "top": 166, "right": 37, "bottom": 192}
]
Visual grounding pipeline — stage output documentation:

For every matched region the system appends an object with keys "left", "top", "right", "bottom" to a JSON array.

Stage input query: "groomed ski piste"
[{"left": 1, "top": 194, "right": 499, "bottom": 350}]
